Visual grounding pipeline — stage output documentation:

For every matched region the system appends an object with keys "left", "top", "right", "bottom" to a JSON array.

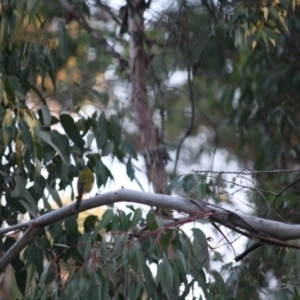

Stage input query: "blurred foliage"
[{"left": 1, "top": 0, "right": 300, "bottom": 299}]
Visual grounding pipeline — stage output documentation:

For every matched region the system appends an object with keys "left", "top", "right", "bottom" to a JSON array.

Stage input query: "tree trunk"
[{"left": 127, "top": 0, "right": 171, "bottom": 205}]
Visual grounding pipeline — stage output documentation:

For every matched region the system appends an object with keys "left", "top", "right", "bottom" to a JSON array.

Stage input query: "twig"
[
  {"left": 193, "top": 168, "right": 300, "bottom": 175},
  {"left": 211, "top": 222, "right": 236, "bottom": 257},
  {"left": 235, "top": 242, "right": 264, "bottom": 262},
  {"left": 95, "top": 1, "right": 122, "bottom": 26},
  {"left": 59, "top": 0, "right": 128, "bottom": 70},
  {"left": 263, "top": 176, "right": 300, "bottom": 216},
  {"left": 173, "top": 1, "right": 196, "bottom": 175},
  {"left": 192, "top": 28, "right": 212, "bottom": 75}
]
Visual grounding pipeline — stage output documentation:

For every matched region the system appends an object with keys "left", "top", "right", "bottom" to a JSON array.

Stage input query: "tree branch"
[
  {"left": 262, "top": 176, "right": 300, "bottom": 216},
  {"left": 2, "top": 188, "right": 300, "bottom": 271},
  {"left": 173, "top": 1, "right": 195, "bottom": 175},
  {"left": 193, "top": 168, "right": 300, "bottom": 175},
  {"left": 59, "top": 0, "right": 128, "bottom": 70}
]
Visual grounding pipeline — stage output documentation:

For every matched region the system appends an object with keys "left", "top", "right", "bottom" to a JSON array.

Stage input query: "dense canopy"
[{"left": 0, "top": 0, "right": 300, "bottom": 299}]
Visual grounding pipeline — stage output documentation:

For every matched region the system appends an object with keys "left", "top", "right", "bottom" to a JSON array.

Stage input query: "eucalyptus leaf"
[{"left": 34, "top": 128, "right": 66, "bottom": 163}]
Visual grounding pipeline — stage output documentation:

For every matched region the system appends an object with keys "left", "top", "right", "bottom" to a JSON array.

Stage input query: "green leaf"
[
  {"left": 221, "top": 262, "right": 233, "bottom": 272},
  {"left": 34, "top": 128, "right": 66, "bottom": 163},
  {"left": 83, "top": 215, "right": 97, "bottom": 232},
  {"left": 65, "top": 215, "right": 79, "bottom": 245},
  {"left": 95, "top": 157, "right": 113, "bottom": 187},
  {"left": 50, "top": 48, "right": 59, "bottom": 84},
  {"left": 261, "top": 31, "right": 269, "bottom": 50},
  {"left": 20, "top": 193, "right": 38, "bottom": 218},
  {"left": 3, "top": 236, "right": 16, "bottom": 251},
  {"left": 60, "top": 114, "right": 84, "bottom": 151},
  {"left": 269, "top": 7, "right": 279, "bottom": 18},
  {"left": 0, "top": 78, "right": 4, "bottom": 104},
  {"left": 214, "top": 250, "right": 224, "bottom": 262},
  {"left": 192, "top": 228, "right": 209, "bottom": 271},
  {"left": 95, "top": 111, "right": 108, "bottom": 149},
  {"left": 47, "top": 185, "right": 63, "bottom": 208},
  {"left": 114, "top": 234, "right": 127, "bottom": 254},
  {"left": 174, "top": 255, "right": 187, "bottom": 284},
  {"left": 14, "top": 260, "right": 27, "bottom": 295},
  {"left": 41, "top": 104, "right": 52, "bottom": 127},
  {"left": 143, "top": 264, "right": 154, "bottom": 298},
  {"left": 146, "top": 211, "right": 158, "bottom": 231},
  {"left": 102, "top": 277, "right": 110, "bottom": 299},
  {"left": 213, "top": 270, "right": 227, "bottom": 296},
  {"left": 97, "top": 209, "right": 114, "bottom": 231},
  {"left": 36, "top": 54, "right": 49, "bottom": 78},
  {"left": 83, "top": 233, "right": 92, "bottom": 259},
  {"left": 126, "top": 157, "right": 135, "bottom": 181},
  {"left": 43, "top": 54, "right": 56, "bottom": 89},
  {"left": 109, "top": 115, "right": 121, "bottom": 150},
  {"left": 3, "top": 74, "right": 16, "bottom": 104},
  {"left": 131, "top": 243, "right": 144, "bottom": 271},
  {"left": 39, "top": 262, "right": 51, "bottom": 287},
  {"left": 101, "top": 140, "right": 114, "bottom": 156},
  {"left": 275, "top": 290, "right": 289, "bottom": 300},
  {"left": 160, "top": 230, "right": 175, "bottom": 252},
  {"left": 26, "top": 243, "right": 44, "bottom": 276},
  {"left": 89, "top": 89, "right": 109, "bottom": 105},
  {"left": 18, "top": 120, "right": 33, "bottom": 150},
  {"left": 121, "top": 140, "right": 138, "bottom": 160},
  {"left": 131, "top": 208, "right": 142, "bottom": 227},
  {"left": 25, "top": 0, "right": 37, "bottom": 14},
  {"left": 28, "top": 82, "right": 47, "bottom": 105},
  {"left": 11, "top": 175, "right": 26, "bottom": 197},
  {"left": 0, "top": 14, "right": 7, "bottom": 52},
  {"left": 50, "top": 130, "right": 69, "bottom": 157},
  {"left": 58, "top": 21, "right": 67, "bottom": 61}
]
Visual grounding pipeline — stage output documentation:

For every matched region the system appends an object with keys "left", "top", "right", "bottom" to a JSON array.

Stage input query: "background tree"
[{"left": 0, "top": 0, "right": 300, "bottom": 299}]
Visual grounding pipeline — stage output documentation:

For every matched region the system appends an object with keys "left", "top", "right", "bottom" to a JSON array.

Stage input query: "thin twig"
[
  {"left": 193, "top": 168, "right": 300, "bottom": 175},
  {"left": 173, "top": 1, "right": 196, "bottom": 175},
  {"left": 263, "top": 176, "right": 300, "bottom": 217},
  {"left": 235, "top": 242, "right": 264, "bottom": 262},
  {"left": 211, "top": 222, "right": 236, "bottom": 257},
  {"left": 95, "top": 1, "right": 122, "bottom": 26},
  {"left": 59, "top": 0, "right": 128, "bottom": 70}
]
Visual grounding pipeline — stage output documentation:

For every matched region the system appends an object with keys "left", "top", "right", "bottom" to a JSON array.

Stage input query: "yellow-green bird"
[{"left": 73, "top": 166, "right": 95, "bottom": 212}]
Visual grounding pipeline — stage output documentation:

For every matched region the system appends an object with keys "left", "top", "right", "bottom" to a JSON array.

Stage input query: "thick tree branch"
[{"left": 2, "top": 188, "right": 300, "bottom": 271}]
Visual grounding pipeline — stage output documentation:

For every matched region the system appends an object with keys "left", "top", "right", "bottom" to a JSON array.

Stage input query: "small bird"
[{"left": 73, "top": 166, "right": 95, "bottom": 212}]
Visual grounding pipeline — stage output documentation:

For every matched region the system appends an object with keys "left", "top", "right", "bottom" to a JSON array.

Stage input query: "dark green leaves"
[
  {"left": 34, "top": 129, "right": 66, "bottom": 163},
  {"left": 2, "top": 75, "right": 16, "bottom": 104},
  {"left": 131, "top": 208, "right": 142, "bottom": 227},
  {"left": 126, "top": 157, "right": 135, "bottom": 181},
  {"left": 12, "top": 259, "right": 27, "bottom": 296},
  {"left": 95, "top": 111, "right": 108, "bottom": 149},
  {"left": 83, "top": 215, "right": 98, "bottom": 232},
  {"left": 96, "top": 209, "right": 114, "bottom": 231},
  {"left": 109, "top": 115, "right": 121, "bottom": 150},
  {"left": 40, "top": 104, "right": 52, "bottom": 127},
  {"left": 60, "top": 113, "right": 84, "bottom": 151},
  {"left": 95, "top": 157, "right": 113, "bottom": 187},
  {"left": 3, "top": 237, "right": 27, "bottom": 295},
  {"left": 58, "top": 21, "right": 67, "bottom": 61},
  {"left": 18, "top": 120, "right": 33, "bottom": 150},
  {"left": 192, "top": 228, "right": 209, "bottom": 271},
  {"left": 89, "top": 89, "right": 109, "bottom": 105},
  {"left": 24, "top": 243, "right": 44, "bottom": 276}
]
